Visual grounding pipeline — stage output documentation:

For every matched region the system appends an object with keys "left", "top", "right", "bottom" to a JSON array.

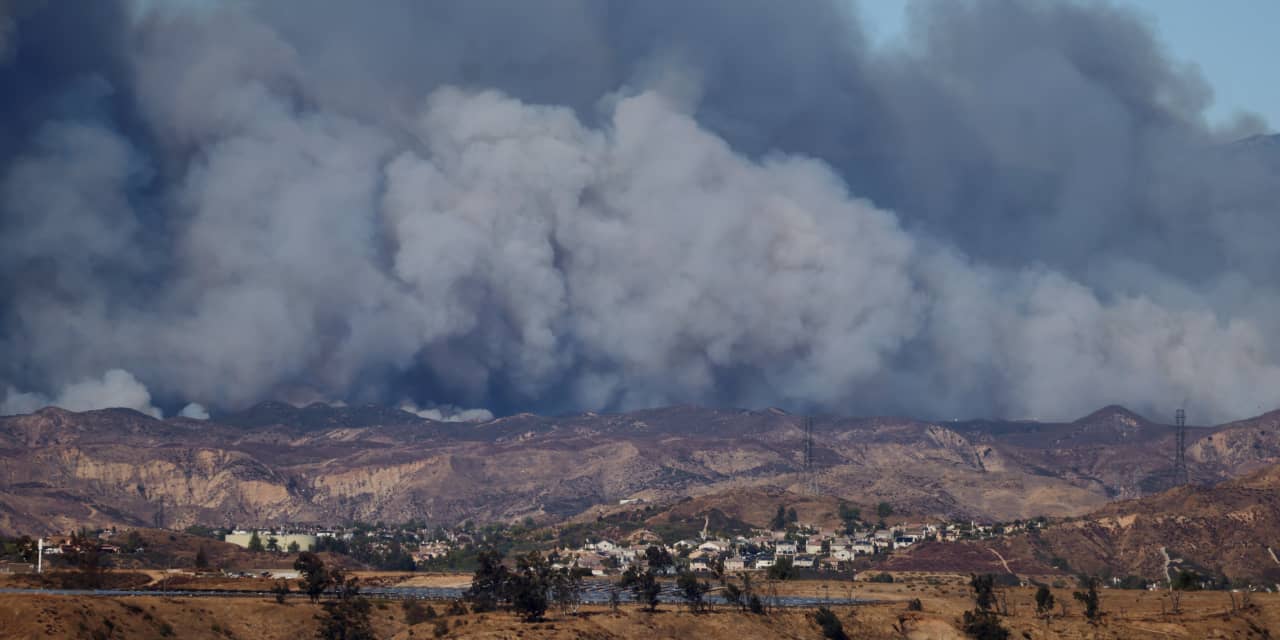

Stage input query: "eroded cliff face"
[{"left": 2, "top": 404, "right": 1280, "bottom": 534}]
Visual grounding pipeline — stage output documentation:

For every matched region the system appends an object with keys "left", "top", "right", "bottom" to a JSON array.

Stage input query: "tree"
[
  {"left": 463, "top": 548, "right": 508, "bottom": 612},
  {"left": 267, "top": 535, "right": 280, "bottom": 552},
  {"left": 295, "top": 552, "right": 334, "bottom": 603},
  {"left": 621, "top": 566, "right": 661, "bottom": 611},
  {"left": 271, "top": 579, "right": 291, "bottom": 604},
  {"left": 402, "top": 600, "right": 436, "bottom": 626},
  {"left": 507, "top": 551, "right": 552, "bottom": 621},
  {"left": 317, "top": 572, "right": 374, "bottom": 640},
  {"left": 644, "top": 545, "right": 673, "bottom": 572},
  {"left": 1171, "top": 569, "right": 1200, "bottom": 591},
  {"left": 194, "top": 546, "right": 209, "bottom": 570},
  {"left": 786, "top": 507, "right": 798, "bottom": 524},
  {"left": 551, "top": 565, "right": 585, "bottom": 616},
  {"left": 676, "top": 569, "right": 711, "bottom": 613},
  {"left": 722, "top": 581, "right": 744, "bottom": 611},
  {"left": 288, "top": 540, "right": 301, "bottom": 554},
  {"left": 607, "top": 585, "right": 621, "bottom": 614},
  {"left": 771, "top": 505, "right": 787, "bottom": 531},
  {"left": 962, "top": 574, "right": 1009, "bottom": 640},
  {"left": 1034, "top": 585, "right": 1055, "bottom": 618},
  {"left": 877, "top": 502, "right": 894, "bottom": 520},
  {"left": 814, "top": 607, "right": 849, "bottom": 640},
  {"left": 1073, "top": 576, "right": 1102, "bottom": 624},
  {"left": 961, "top": 610, "right": 1010, "bottom": 640},
  {"left": 247, "top": 531, "right": 264, "bottom": 552},
  {"left": 767, "top": 557, "right": 795, "bottom": 581},
  {"left": 969, "top": 574, "right": 997, "bottom": 612}
]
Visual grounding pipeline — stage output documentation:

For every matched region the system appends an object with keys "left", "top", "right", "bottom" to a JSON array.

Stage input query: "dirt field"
[{"left": 0, "top": 577, "right": 1277, "bottom": 639}]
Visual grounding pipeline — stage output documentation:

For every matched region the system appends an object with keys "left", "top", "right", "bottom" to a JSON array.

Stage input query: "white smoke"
[
  {"left": 0, "top": 369, "right": 162, "bottom": 418},
  {"left": 400, "top": 402, "right": 494, "bottom": 423},
  {"left": 179, "top": 402, "right": 210, "bottom": 420}
]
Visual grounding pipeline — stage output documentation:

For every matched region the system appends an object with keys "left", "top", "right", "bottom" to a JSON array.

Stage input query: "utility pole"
[
  {"left": 36, "top": 538, "right": 43, "bottom": 574},
  {"left": 804, "top": 416, "right": 818, "bottom": 496},
  {"left": 1174, "top": 409, "right": 1188, "bottom": 486}
]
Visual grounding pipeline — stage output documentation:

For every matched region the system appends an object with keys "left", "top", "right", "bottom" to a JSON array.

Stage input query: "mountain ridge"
[{"left": 1, "top": 402, "right": 1278, "bottom": 536}]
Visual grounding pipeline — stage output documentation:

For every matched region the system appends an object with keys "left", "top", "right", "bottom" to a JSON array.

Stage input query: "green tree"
[
  {"left": 1073, "top": 576, "right": 1102, "bottom": 624},
  {"left": 295, "top": 552, "right": 333, "bottom": 603},
  {"left": 722, "top": 581, "right": 744, "bottom": 611},
  {"left": 767, "top": 557, "right": 795, "bottom": 581},
  {"left": 272, "top": 579, "right": 291, "bottom": 604},
  {"left": 247, "top": 531, "right": 264, "bottom": 552},
  {"left": 551, "top": 565, "right": 586, "bottom": 616},
  {"left": 786, "top": 507, "right": 798, "bottom": 524},
  {"left": 962, "top": 573, "right": 1009, "bottom": 640},
  {"left": 507, "top": 551, "right": 552, "bottom": 621},
  {"left": 463, "top": 548, "right": 508, "bottom": 612},
  {"left": 288, "top": 540, "right": 301, "bottom": 554},
  {"left": 194, "top": 546, "right": 209, "bottom": 570},
  {"left": 644, "top": 545, "right": 673, "bottom": 571},
  {"left": 402, "top": 599, "right": 435, "bottom": 625},
  {"left": 317, "top": 572, "right": 374, "bottom": 640},
  {"left": 969, "top": 574, "right": 996, "bottom": 612},
  {"left": 1171, "top": 569, "right": 1200, "bottom": 591},
  {"left": 676, "top": 568, "right": 711, "bottom": 613},
  {"left": 770, "top": 505, "right": 787, "bottom": 530},
  {"left": 814, "top": 607, "right": 848, "bottom": 640},
  {"left": 1034, "top": 585, "right": 1055, "bottom": 618},
  {"left": 876, "top": 502, "right": 894, "bottom": 520},
  {"left": 267, "top": 535, "right": 280, "bottom": 552},
  {"left": 621, "top": 566, "right": 661, "bottom": 611}
]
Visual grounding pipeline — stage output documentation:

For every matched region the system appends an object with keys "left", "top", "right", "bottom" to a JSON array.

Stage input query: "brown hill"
[
  {"left": 887, "top": 463, "right": 1280, "bottom": 582},
  {"left": 2, "top": 403, "right": 1279, "bottom": 536}
]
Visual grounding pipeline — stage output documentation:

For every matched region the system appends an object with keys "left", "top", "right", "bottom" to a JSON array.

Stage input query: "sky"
[
  {"left": 3, "top": 0, "right": 1280, "bottom": 425},
  {"left": 858, "top": 0, "right": 1280, "bottom": 132}
]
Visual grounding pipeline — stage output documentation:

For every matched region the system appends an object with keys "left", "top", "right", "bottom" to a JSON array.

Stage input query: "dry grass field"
[{"left": 1, "top": 574, "right": 1277, "bottom": 639}]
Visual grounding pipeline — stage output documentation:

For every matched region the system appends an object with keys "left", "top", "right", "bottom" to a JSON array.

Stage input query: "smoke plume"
[{"left": 0, "top": 0, "right": 1277, "bottom": 423}]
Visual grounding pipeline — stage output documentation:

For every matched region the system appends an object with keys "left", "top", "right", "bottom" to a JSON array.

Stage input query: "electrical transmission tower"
[
  {"left": 1173, "top": 408, "right": 1189, "bottom": 486},
  {"left": 803, "top": 416, "right": 819, "bottom": 495}
]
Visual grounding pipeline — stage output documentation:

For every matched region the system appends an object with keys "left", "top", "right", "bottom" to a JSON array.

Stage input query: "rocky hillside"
[{"left": 1, "top": 403, "right": 1279, "bottom": 535}]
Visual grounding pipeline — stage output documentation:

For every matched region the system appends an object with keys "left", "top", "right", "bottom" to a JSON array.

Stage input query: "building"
[{"left": 224, "top": 532, "right": 317, "bottom": 552}]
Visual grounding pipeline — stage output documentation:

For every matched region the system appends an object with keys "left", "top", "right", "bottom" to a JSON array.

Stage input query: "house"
[
  {"left": 724, "top": 557, "right": 746, "bottom": 572},
  {"left": 893, "top": 534, "right": 920, "bottom": 548},
  {"left": 774, "top": 541, "right": 798, "bottom": 556},
  {"left": 792, "top": 555, "right": 816, "bottom": 569},
  {"left": 831, "top": 549, "right": 855, "bottom": 561},
  {"left": 697, "top": 541, "right": 726, "bottom": 554},
  {"left": 851, "top": 541, "right": 875, "bottom": 555},
  {"left": 755, "top": 554, "right": 776, "bottom": 569},
  {"left": 590, "top": 540, "right": 619, "bottom": 555},
  {"left": 689, "top": 558, "right": 710, "bottom": 572}
]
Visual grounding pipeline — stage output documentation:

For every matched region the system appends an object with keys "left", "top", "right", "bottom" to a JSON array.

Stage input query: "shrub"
[{"left": 814, "top": 607, "right": 848, "bottom": 640}]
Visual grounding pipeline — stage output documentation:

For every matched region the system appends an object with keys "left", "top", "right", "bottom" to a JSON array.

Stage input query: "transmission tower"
[
  {"left": 1173, "top": 408, "right": 1189, "bottom": 486},
  {"left": 803, "top": 416, "right": 819, "bottom": 495}
]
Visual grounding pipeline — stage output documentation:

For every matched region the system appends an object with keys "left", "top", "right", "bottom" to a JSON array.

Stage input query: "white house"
[{"left": 774, "top": 541, "right": 798, "bottom": 556}]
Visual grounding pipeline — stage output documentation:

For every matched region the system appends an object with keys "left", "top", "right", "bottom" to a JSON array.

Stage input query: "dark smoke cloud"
[{"left": 1, "top": 0, "right": 1277, "bottom": 423}]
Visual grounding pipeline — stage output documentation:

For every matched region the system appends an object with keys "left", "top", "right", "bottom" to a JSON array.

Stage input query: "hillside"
[
  {"left": 887, "top": 463, "right": 1280, "bottom": 582},
  {"left": 1, "top": 403, "right": 1279, "bottom": 535}
]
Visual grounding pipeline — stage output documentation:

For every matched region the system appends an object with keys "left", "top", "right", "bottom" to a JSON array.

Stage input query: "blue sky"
[{"left": 857, "top": 0, "right": 1280, "bottom": 132}]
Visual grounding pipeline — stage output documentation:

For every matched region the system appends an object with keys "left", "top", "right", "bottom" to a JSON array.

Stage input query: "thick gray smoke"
[{"left": 1, "top": 0, "right": 1277, "bottom": 423}]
